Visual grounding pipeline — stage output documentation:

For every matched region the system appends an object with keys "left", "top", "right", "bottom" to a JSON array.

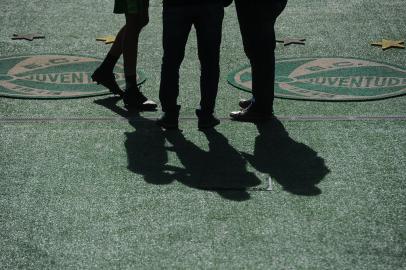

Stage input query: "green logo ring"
[
  {"left": 228, "top": 57, "right": 406, "bottom": 101},
  {"left": 0, "top": 54, "right": 146, "bottom": 99}
]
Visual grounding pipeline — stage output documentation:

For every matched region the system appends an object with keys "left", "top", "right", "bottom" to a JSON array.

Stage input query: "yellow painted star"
[
  {"left": 96, "top": 35, "right": 116, "bottom": 44},
  {"left": 371, "top": 39, "right": 404, "bottom": 50}
]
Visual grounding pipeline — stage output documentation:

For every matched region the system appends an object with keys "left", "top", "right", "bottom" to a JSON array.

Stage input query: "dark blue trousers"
[
  {"left": 159, "top": 3, "right": 224, "bottom": 114},
  {"left": 235, "top": 0, "right": 287, "bottom": 114}
]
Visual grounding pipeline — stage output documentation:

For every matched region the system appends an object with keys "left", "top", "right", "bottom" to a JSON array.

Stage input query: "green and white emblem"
[
  {"left": 228, "top": 57, "right": 406, "bottom": 101},
  {"left": 0, "top": 55, "right": 145, "bottom": 99}
]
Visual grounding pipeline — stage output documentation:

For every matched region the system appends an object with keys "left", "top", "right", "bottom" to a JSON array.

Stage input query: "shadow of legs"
[
  {"left": 94, "top": 96, "right": 174, "bottom": 185},
  {"left": 164, "top": 129, "right": 261, "bottom": 201}
]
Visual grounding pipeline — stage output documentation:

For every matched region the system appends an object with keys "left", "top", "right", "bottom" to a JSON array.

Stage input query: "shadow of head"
[
  {"left": 242, "top": 119, "right": 330, "bottom": 196},
  {"left": 164, "top": 129, "right": 261, "bottom": 201},
  {"left": 93, "top": 97, "right": 324, "bottom": 200}
]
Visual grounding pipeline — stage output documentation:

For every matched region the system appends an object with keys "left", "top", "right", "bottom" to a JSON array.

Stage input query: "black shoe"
[
  {"left": 156, "top": 108, "right": 180, "bottom": 130},
  {"left": 230, "top": 107, "right": 273, "bottom": 122},
  {"left": 123, "top": 87, "right": 157, "bottom": 111},
  {"left": 91, "top": 68, "right": 124, "bottom": 97},
  {"left": 196, "top": 109, "right": 220, "bottom": 130},
  {"left": 238, "top": 98, "right": 254, "bottom": 109}
]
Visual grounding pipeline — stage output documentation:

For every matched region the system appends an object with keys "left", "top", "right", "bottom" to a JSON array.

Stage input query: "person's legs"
[
  {"left": 235, "top": 1, "right": 277, "bottom": 113},
  {"left": 122, "top": 9, "right": 157, "bottom": 110},
  {"left": 122, "top": 12, "right": 146, "bottom": 88},
  {"left": 194, "top": 3, "right": 224, "bottom": 115},
  {"left": 123, "top": 12, "right": 148, "bottom": 77},
  {"left": 103, "top": 25, "right": 125, "bottom": 64},
  {"left": 193, "top": 3, "right": 224, "bottom": 129},
  {"left": 159, "top": 6, "right": 192, "bottom": 112},
  {"left": 248, "top": 21, "right": 276, "bottom": 114},
  {"left": 92, "top": 0, "right": 151, "bottom": 101},
  {"left": 231, "top": 0, "right": 287, "bottom": 120},
  {"left": 91, "top": 26, "right": 125, "bottom": 96},
  {"left": 157, "top": 6, "right": 193, "bottom": 129}
]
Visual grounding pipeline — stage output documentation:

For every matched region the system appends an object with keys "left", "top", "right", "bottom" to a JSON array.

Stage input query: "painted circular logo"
[
  {"left": 228, "top": 57, "right": 406, "bottom": 101},
  {"left": 0, "top": 55, "right": 146, "bottom": 99}
]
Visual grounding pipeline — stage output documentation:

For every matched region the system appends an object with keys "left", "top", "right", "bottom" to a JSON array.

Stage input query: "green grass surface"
[
  {"left": 1, "top": 120, "right": 405, "bottom": 269},
  {"left": 1, "top": 0, "right": 406, "bottom": 269}
]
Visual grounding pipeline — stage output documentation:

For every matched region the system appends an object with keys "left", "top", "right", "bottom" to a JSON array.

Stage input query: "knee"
[
  {"left": 199, "top": 53, "right": 220, "bottom": 68},
  {"left": 126, "top": 13, "right": 149, "bottom": 32},
  {"left": 198, "top": 47, "right": 220, "bottom": 67},
  {"left": 244, "top": 41, "right": 275, "bottom": 63},
  {"left": 162, "top": 47, "right": 186, "bottom": 68},
  {"left": 140, "top": 13, "right": 149, "bottom": 28},
  {"left": 162, "top": 53, "right": 184, "bottom": 70},
  {"left": 200, "top": 60, "right": 220, "bottom": 74}
]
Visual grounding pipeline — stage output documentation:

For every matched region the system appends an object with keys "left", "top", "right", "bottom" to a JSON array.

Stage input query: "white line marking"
[{"left": 1, "top": 115, "right": 406, "bottom": 123}]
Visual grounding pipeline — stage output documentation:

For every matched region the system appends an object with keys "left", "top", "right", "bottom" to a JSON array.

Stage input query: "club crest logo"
[
  {"left": 0, "top": 55, "right": 145, "bottom": 99},
  {"left": 228, "top": 57, "right": 406, "bottom": 101}
]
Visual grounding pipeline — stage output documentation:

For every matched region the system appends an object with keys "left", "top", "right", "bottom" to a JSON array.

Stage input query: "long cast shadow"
[
  {"left": 163, "top": 129, "right": 261, "bottom": 201},
  {"left": 94, "top": 97, "right": 329, "bottom": 199},
  {"left": 242, "top": 119, "right": 330, "bottom": 195},
  {"left": 94, "top": 96, "right": 260, "bottom": 201},
  {"left": 94, "top": 97, "right": 175, "bottom": 185}
]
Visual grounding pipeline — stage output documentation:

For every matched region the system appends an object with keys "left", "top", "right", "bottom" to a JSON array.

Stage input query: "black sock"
[
  {"left": 99, "top": 53, "right": 120, "bottom": 73},
  {"left": 125, "top": 74, "right": 139, "bottom": 91}
]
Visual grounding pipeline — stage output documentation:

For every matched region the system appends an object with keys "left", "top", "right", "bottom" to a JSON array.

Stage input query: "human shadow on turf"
[
  {"left": 94, "top": 96, "right": 260, "bottom": 201},
  {"left": 241, "top": 119, "right": 330, "bottom": 196},
  {"left": 94, "top": 96, "right": 174, "bottom": 185},
  {"left": 163, "top": 129, "right": 261, "bottom": 201}
]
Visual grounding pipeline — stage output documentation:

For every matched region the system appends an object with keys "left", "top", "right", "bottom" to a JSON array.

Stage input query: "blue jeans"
[{"left": 159, "top": 3, "right": 224, "bottom": 114}]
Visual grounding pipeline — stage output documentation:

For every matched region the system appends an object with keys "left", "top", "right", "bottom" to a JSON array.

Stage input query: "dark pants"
[
  {"left": 235, "top": 0, "right": 287, "bottom": 113},
  {"left": 159, "top": 3, "right": 224, "bottom": 114}
]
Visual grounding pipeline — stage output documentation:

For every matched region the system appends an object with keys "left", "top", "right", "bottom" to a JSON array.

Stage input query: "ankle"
[
  {"left": 157, "top": 112, "right": 179, "bottom": 129},
  {"left": 125, "top": 74, "right": 138, "bottom": 90},
  {"left": 195, "top": 108, "right": 214, "bottom": 118},
  {"left": 163, "top": 105, "right": 181, "bottom": 115}
]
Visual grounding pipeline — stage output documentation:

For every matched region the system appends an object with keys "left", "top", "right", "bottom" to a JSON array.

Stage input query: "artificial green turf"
[
  {"left": 1, "top": 0, "right": 406, "bottom": 269},
  {"left": 1, "top": 120, "right": 405, "bottom": 269},
  {"left": 1, "top": 0, "right": 405, "bottom": 118}
]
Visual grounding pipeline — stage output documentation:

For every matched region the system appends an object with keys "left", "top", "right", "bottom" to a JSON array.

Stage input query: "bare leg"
[
  {"left": 92, "top": 10, "right": 149, "bottom": 99},
  {"left": 123, "top": 11, "right": 149, "bottom": 79},
  {"left": 122, "top": 11, "right": 156, "bottom": 110},
  {"left": 108, "top": 25, "right": 125, "bottom": 58},
  {"left": 91, "top": 25, "right": 125, "bottom": 96},
  {"left": 104, "top": 8, "right": 149, "bottom": 73}
]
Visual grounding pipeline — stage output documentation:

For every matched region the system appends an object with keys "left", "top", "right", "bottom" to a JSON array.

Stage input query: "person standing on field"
[
  {"left": 230, "top": 0, "right": 287, "bottom": 122},
  {"left": 156, "top": 0, "right": 233, "bottom": 130},
  {"left": 92, "top": 0, "right": 157, "bottom": 111}
]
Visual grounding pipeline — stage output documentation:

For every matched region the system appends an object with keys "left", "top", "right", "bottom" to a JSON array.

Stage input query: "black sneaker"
[
  {"left": 123, "top": 87, "right": 157, "bottom": 111},
  {"left": 230, "top": 107, "right": 273, "bottom": 122},
  {"left": 156, "top": 105, "right": 181, "bottom": 130},
  {"left": 196, "top": 109, "right": 220, "bottom": 130},
  {"left": 91, "top": 68, "right": 124, "bottom": 97}
]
